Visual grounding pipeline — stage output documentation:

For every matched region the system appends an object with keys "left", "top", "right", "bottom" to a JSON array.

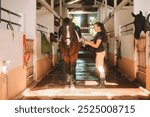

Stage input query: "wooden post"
[
  {"left": 146, "top": 31, "right": 150, "bottom": 91},
  {"left": 59, "top": 0, "right": 62, "bottom": 16},
  {"left": 113, "top": 0, "right": 117, "bottom": 66},
  {"left": 51, "top": 0, "right": 54, "bottom": 9},
  {"left": 94, "top": 0, "right": 97, "bottom": 5},
  {"left": 104, "top": 0, "right": 107, "bottom": 19},
  {"left": 0, "top": 0, "right": 1, "bottom": 23}
]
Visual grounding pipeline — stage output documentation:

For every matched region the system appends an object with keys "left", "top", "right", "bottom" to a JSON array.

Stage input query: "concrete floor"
[{"left": 21, "top": 50, "right": 150, "bottom": 100}]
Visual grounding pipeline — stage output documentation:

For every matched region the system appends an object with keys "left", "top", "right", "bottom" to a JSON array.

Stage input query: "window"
[
  {"left": 89, "top": 16, "right": 96, "bottom": 35},
  {"left": 72, "top": 16, "right": 81, "bottom": 27}
]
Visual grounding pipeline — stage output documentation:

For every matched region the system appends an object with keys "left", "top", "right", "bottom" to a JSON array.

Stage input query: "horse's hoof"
[{"left": 66, "top": 74, "right": 71, "bottom": 82}]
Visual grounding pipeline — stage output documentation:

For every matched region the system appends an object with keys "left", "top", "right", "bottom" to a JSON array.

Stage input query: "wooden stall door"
[{"left": 136, "top": 38, "right": 146, "bottom": 85}]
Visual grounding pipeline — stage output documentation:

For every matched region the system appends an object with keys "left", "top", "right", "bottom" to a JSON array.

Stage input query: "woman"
[{"left": 84, "top": 22, "right": 108, "bottom": 88}]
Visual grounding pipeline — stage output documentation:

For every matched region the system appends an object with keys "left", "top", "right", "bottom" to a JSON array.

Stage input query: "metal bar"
[
  {"left": 26, "top": 66, "right": 34, "bottom": 70},
  {"left": 1, "top": 18, "right": 21, "bottom": 27},
  {"left": 0, "top": 0, "right": 1, "bottom": 23},
  {"left": 107, "top": 30, "right": 114, "bottom": 33},
  {"left": 27, "top": 74, "right": 34, "bottom": 79},
  {"left": 37, "top": 29, "right": 48, "bottom": 34},
  {"left": 26, "top": 39, "right": 34, "bottom": 41},
  {"left": 1, "top": 7, "right": 21, "bottom": 17},
  {"left": 69, "top": 11, "right": 97, "bottom": 14},
  {"left": 67, "top": 4, "right": 99, "bottom": 8},
  {"left": 37, "top": 23, "right": 48, "bottom": 29},
  {"left": 121, "top": 28, "right": 133, "bottom": 33},
  {"left": 121, "top": 22, "right": 133, "bottom": 28}
]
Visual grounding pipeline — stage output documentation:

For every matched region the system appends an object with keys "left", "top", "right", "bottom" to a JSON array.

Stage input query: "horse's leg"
[
  {"left": 70, "top": 54, "right": 78, "bottom": 85},
  {"left": 64, "top": 56, "right": 70, "bottom": 83}
]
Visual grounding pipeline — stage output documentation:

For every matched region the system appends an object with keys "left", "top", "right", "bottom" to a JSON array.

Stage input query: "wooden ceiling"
[{"left": 37, "top": 0, "right": 133, "bottom": 11}]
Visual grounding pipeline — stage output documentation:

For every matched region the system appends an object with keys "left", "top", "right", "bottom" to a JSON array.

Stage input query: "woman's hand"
[{"left": 84, "top": 40, "right": 88, "bottom": 45}]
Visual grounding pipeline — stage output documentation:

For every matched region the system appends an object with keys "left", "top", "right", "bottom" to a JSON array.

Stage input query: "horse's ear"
[
  {"left": 132, "top": 12, "right": 136, "bottom": 17},
  {"left": 139, "top": 11, "right": 143, "bottom": 15},
  {"left": 69, "top": 15, "right": 74, "bottom": 21},
  {"left": 70, "top": 18, "right": 73, "bottom": 22},
  {"left": 147, "top": 13, "right": 150, "bottom": 20}
]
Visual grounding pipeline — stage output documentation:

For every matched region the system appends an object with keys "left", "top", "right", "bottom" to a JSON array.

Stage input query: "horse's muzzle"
[{"left": 66, "top": 38, "right": 71, "bottom": 47}]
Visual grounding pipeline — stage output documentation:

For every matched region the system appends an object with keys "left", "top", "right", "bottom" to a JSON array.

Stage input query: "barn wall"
[
  {"left": 1, "top": 0, "right": 36, "bottom": 39},
  {"left": 0, "top": 30, "right": 26, "bottom": 99},
  {"left": 0, "top": 0, "right": 36, "bottom": 99},
  {"left": 105, "top": 16, "right": 115, "bottom": 66},
  {"left": 54, "top": 5, "right": 69, "bottom": 18},
  {"left": 105, "top": 16, "right": 114, "bottom": 32},
  {"left": 117, "top": 8, "right": 135, "bottom": 80},
  {"left": 105, "top": 7, "right": 135, "bottom": 80},
  {"left": 107, "top": 37, "right": 116, "bottom": 66},
  {"left": 36, "top": 7, "right": 59, "bottom": 80}
]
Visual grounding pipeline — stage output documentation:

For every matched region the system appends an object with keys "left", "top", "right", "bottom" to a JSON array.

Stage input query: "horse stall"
[
  {"left": 115, "top": 6, "right": 135, "bottom": 81},
  {"left": 36, "top": 7, "right": 54, "bottom": 80},
  {"left": 104, "top": 5, "right": 136, "bottom": 81},
  {"left": 105, "top": 16, "right": 115, "bottom": 66},
  {"left": 133, "top": 0, "right": 150, "bottom": 90}
]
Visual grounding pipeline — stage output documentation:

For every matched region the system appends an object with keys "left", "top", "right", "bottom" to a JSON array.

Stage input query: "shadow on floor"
[{"left": 21, "top": 51, "right": 150, "bottom": 100}]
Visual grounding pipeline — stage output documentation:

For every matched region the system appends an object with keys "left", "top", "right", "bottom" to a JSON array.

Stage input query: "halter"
[{"left": 62, "top": 25, "right": 74, "bottom": 49}]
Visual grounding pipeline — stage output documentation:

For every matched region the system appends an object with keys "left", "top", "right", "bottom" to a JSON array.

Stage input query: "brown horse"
[{"left": 59, "top": 17, "right": 82, "bottom": 87}]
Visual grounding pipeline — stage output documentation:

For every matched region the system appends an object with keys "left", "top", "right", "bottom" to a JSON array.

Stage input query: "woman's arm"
[{"left": 84, "top": 39, "right": 101, "bottom": 48}]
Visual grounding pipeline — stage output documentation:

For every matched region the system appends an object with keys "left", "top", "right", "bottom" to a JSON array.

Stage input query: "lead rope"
[{"left": 7, "top": 12, "right": 14, "bottom": 40}]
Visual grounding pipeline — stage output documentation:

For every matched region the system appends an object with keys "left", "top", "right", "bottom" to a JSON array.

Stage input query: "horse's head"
[
  {"left": 132, "top": 11, "right": 145, "bottom": 39},
  {"left": 61, "top": 17, "right": 74, "bottom": 48}
]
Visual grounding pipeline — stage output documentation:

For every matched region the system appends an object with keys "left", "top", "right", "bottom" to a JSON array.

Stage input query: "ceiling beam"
[
  {"left": 94, "top": 0, "right": 97, "bottom": 5},
  {"left": 97, "top": 0, "right": 113, "bottom": 9},
  {"left": 67, "top": 4, "right": 99, "bottom": 8},
  {"left": 62, "top": 0, "right": 68, "bottom": 7},
  {"left": 101, "top": 0, "right": 105, "bottom": 6},
  {"left": 69, "top": 11, "right": 97, "bottom": 15},
  {"left": 129, "top": 0, "right": 133, "bottom": 5},
  {"left": 59, "top": 0, "right": 62, "bottom": 16},
  {"left": 38, "top": 0, "right": 60, "bottom": 18}
]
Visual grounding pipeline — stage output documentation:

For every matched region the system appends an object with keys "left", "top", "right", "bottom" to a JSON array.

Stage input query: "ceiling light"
[{"left": 67, "top": 0, "right": 80, "bottom": 5}]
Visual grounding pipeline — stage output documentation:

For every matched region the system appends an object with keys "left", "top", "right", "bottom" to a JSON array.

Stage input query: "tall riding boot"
[
  {"left": 66, "top": 74, "right": 70, "bottom": 83},
  {"left": 97, "top": 72, "right": 106, "bottom": 88}
]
